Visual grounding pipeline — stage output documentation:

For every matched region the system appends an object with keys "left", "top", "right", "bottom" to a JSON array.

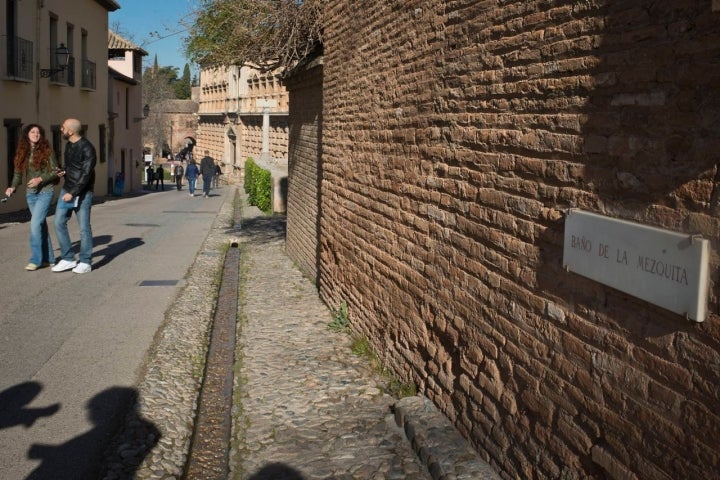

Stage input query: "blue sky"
[{"left": 109, "top": 0, "right": 199, "bottom": 74}]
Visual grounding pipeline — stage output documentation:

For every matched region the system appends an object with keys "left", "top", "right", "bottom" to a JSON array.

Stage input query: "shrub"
[
  {"left": 244, "top": 157, "right": 256, "bottom": 201},
  {"left": 244, "top": 158, "right": 272, "bottom": 213},
  {"left": 328, "top": 301, "right": 349, "bottom": 332}
]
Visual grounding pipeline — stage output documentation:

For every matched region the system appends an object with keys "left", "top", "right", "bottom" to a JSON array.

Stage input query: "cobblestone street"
[{"left": 102, "top": 187, "right": 496, "bottom": 480}]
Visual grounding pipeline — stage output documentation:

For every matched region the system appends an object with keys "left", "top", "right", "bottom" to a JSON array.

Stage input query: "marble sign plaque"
[{"left": 563, "top": 209, "right": 710, "bottom": 322}]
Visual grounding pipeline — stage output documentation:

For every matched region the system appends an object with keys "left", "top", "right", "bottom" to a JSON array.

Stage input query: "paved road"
[{"left": 0, "top": 186, "right": 230, "bottom": 479}]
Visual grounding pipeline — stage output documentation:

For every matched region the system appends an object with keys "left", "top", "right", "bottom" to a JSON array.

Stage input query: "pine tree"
[{"left": 174, "top": 64, "right": 192, "bottom": 99}]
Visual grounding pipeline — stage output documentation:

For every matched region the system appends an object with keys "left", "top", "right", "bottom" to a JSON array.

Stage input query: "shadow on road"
[
  {"left": 26, "top": 386, "right": 159, "bottom": 480},
  {"left": 234, "top": 215, "right": 287, "bottom": 244},
  {"left": 0, "top": 382, "right": 59, "bottom": 431},
  {"left": 91, "top": 237, "right": 145, "bottom": 270}
]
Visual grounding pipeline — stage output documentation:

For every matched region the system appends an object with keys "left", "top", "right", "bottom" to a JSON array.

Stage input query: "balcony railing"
[
  {"left": 49, "top": 55, "right": 67, "bottom": 83},
  {"left": 81, "top": 58, "right": 95, "bottom": 89},
  {"left": 66, "top": 56, "right": 75, "bottom": 86},
  {"left": 6, "top": 36, "right": 33, "bottom": 80}
]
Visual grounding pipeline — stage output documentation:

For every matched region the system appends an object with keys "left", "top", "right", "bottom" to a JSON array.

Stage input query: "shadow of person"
[
  {"left": 235, "top": 215, "right": 287, "bottom": 244},
  {"left": 90, "top": 237, "right": 145, "bottom": 271},
  {"left": 26, "top": 387, "right": 158, "bottom": 480},
  {"left": 247, "top": 462, "right": 306, "bottom": 480},
  {"left": 92, "top": 235, "right": 112, "bottom": 248},
  {"left": 0, "top": 382, "right": 60, "bottom": 430}
]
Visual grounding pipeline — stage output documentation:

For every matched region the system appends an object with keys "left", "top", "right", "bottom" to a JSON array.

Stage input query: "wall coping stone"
[{"left": 394, "top": 396, "right": 502, "bottom": 480}]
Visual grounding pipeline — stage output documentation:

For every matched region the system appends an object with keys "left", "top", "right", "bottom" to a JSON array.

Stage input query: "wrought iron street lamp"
[
  {"left": 40, "top": 43, "right": 71, "bottom": 78},
  {"left": 134, "top": 104, "right": 150, "bottom": 122}
]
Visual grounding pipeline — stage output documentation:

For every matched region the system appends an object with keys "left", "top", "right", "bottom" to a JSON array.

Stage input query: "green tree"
[
  {"left": 174, "top": 64, "right": 192, "bottom": 99},
  {"left": 184, "top": 0, "right": 322, "bottom": 72},
  {"left": 156, "top": 66, "right": 180, "bottom": 84}
]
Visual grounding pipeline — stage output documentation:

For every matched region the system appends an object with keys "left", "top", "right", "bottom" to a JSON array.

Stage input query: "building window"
[
  {"left": 5, "top": 0, "right": 33, "bottom": 80},
  {"left": 80, "top": 29, "right": 95, "bottom": 89},
  {"left": 66, "top": 23, "right": 75, "bottom": 86},
  {"left": 4, "top": 118, "right": 21, "bottom": 185},
  {"left": 48, "top": 14, "right": 66, "bottom": 83},
  {"left": 51, "top": 125, "right": 62, "bottom": 161},
  {"left": 99, "top": 125, "right": 106, "bottom": 163}
]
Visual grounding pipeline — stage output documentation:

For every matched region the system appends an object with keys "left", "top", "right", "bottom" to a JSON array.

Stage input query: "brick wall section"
[
  {"left": 285, "top": 59, "right": 324, "bottom": 284},
  {"left": 315, "top": 1, "right": 720, "bottom": 479}
]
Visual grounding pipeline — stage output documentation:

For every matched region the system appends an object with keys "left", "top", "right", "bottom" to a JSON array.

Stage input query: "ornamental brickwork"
[{"left": 197, "top": 65, "right": 288, "bottom": 183}]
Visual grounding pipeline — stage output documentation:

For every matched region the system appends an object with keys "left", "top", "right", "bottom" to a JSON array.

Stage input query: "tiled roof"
[
  {"left": 108, "top": 30, "right": 148, "bottom": 55},
  {"left": 95, "top": 0, "right": 120, "bottom": 11}
]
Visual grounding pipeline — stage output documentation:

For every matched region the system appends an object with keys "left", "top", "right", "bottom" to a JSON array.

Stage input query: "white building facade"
[
  {"left": 196, "top": 65, "right": 289, "bottom": 183},
  {"left": 0, "top": 0, "right": 120, "bottom": 212},
  {"left": 108, "top": 30, "right": 147, "bottom": 194}
]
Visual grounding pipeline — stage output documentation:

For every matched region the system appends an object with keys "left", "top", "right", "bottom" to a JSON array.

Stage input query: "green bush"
[
  {"left": 244, "top": 157, "right": 256, "bottom": 202},
  {"left": 244, "top": 157, "right": 272, "bottom": 213}
]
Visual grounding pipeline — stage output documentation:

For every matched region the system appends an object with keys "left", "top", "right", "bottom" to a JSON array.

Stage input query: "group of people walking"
[
  {"left": 4, "top": 126, "right": 225, "bottom": 275},
  {"left": 4, "top": 119, "right": 96, "bottom": 274},
  {"left": 146, "top": 150, "right": 221, "bottom": 198},
  {"left": 189, "top": 151, "right": 220, "bottom": 197}
]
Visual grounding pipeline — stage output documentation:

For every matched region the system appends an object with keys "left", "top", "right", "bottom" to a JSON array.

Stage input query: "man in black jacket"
[
  {"left": 199, "top": 150, "right": 215, "bottom": 198},
  {"left": 52, "top": 118, "right": 96, "bottom": 274}
]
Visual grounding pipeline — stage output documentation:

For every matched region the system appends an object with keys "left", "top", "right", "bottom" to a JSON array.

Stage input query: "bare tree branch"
[{"left": 184, "top": 0, "right": 323, "bottom": 73}]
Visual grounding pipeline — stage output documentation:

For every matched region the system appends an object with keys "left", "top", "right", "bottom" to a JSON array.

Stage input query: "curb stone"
[{"left": 394, "top": 396, "right": 502, "bottom": 480}]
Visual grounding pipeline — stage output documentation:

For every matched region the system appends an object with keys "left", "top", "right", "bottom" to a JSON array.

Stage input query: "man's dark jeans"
[{"left": 202, "top": 174, "right": 212, "bottom": 196}]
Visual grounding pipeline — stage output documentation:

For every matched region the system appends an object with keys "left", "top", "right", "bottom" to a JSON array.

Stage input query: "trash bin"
[{"left": 113, "top": 172, "right": 125, "bottom": 196}]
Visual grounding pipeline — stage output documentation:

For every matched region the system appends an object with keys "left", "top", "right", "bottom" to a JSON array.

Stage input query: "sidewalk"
[
  {"left": 229, "top": 202, "right": 431, "bottom": 480},
  {"left": 103, "top": 187, "right": 498, "bottom": 480}
]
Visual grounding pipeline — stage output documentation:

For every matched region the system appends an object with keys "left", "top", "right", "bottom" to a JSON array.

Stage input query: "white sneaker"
[
  {"left": 72, "top": 262, "right": 92, "bottom": 274},
  {"left": 52, "top": 259, "right": 77, "bottom": 272}
]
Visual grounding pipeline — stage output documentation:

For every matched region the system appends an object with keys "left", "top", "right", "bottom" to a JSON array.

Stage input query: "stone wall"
[
  {"left": 196, "top": 114, "right": 288, "bottom": 183},
  {"left": 285, "top": 58, "right": 324, "bottom": 284},
  {"left": 315, "top": 1, "right": 720, "bottom": 479},
  {"left": 237, "top": 116, "right": 289, "bottom": 161},
  {"left": 196, "top": 116, "right": 226, "bottom": 163}
]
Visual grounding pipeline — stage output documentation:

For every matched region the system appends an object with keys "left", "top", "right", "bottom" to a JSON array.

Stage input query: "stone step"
[{"left": 394, "top": 396, "right": 503, "bottom": 480}]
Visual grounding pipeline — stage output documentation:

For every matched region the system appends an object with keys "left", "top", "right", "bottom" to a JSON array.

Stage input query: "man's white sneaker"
[
  {"left": 52, "top": 259, "right": 77, "bottom": 272},
  {"left": 72, "top": 263, "right": 92, "bottom": 274}
]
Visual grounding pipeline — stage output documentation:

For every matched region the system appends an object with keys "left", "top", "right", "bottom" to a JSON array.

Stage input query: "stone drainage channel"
[{"left": 183, "top": 241, "right": 240, "bottom": 479}]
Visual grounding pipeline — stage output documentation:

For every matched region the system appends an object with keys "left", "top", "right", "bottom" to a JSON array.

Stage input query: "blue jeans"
[
  {"left": 54, "top": 190, "right": 93, "bottom": 265},
  {"left": 202, "top": 174, "right": 212, "bottom": 195},
  {"left": 188, "top": 178, "right": 197, "bottom": 194},
  {"left": 26, "top": 190, "right": 55, "bottom": 265}
]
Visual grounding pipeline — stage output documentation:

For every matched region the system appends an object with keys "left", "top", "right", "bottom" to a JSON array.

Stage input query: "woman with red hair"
[{"left": 4, "top": 124, "right": 62, "bottom": 270}]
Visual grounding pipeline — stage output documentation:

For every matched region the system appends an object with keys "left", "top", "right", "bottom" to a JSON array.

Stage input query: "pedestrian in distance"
[
  {"left": 146, "top": 164, "right": 154, "bottom": 189},
  {"left": 52, "top": 118, "right": 97, "bottom": 274},
  {"left": 199, "top": 150, "right": 215, "bottom": 198},
  {"left": 175, "top": 163, "right": 184, "bottom": 191},
  {"left": 4, "top": 124, "right": 62, "bottom": 271},
  {"left": 155, "top": 164, "right": 164, "bottom": 191},
  {"left": 212, "top": 162, "right": 222, "bottom": 189},
  {"left": 185, "top": 159, "right": 199, "bottom": 197}
]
